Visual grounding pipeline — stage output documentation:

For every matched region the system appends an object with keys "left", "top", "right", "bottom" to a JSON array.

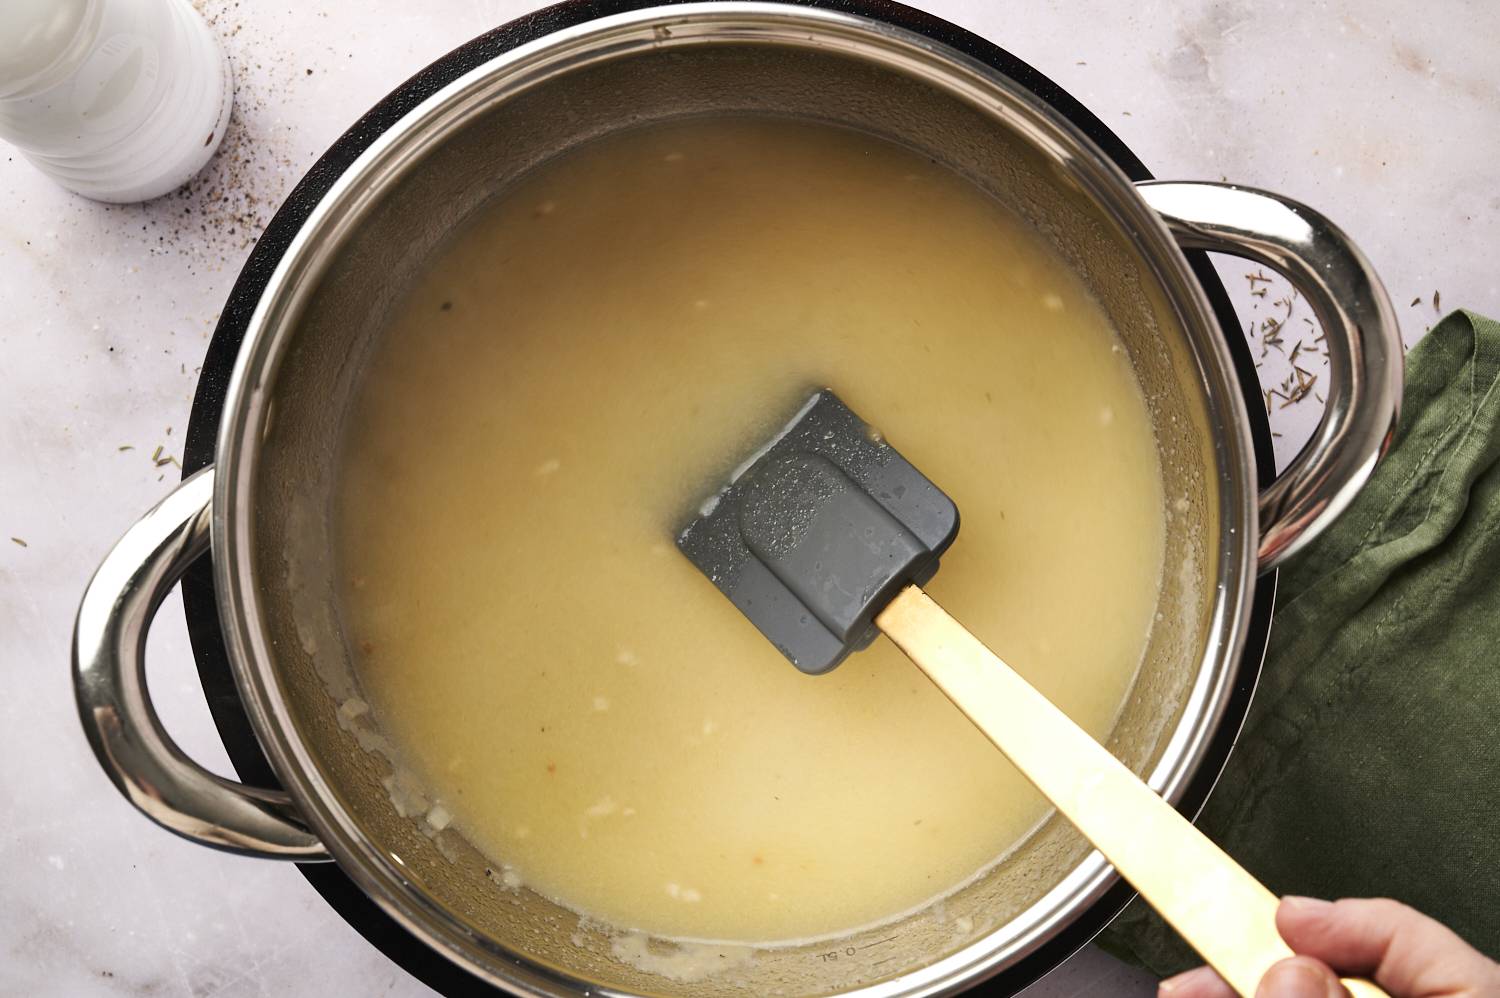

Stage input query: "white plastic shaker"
[{"left": 0, "top": 0, "right": 233, "bottom": 203}]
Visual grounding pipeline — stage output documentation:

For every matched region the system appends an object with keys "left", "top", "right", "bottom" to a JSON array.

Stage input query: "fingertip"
[
  {"left": 1281, "top": 896, "right": 1334, "bottom": 916},
  {"left": 1256, "top": 956, "right": 1346, "bottom": 998},
  {"left": 1276, "top": 896, "right": 1335, "bottom": 944},
  {"left": 1160, "top": 964, "right": 1235, "bottom": 998}
]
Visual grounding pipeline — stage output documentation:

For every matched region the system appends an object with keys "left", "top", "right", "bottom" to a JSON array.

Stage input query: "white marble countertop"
[{"left": 2, "top": 1, "right": 1496, "bottom": 995}]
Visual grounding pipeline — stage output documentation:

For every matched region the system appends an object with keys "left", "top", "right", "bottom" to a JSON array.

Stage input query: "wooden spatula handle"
[{"left": 876, "top": 585, "right": 1387, "bottom": 998}]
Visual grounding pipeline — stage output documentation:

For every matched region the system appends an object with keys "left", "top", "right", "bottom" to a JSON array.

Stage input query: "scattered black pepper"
[
  {"left": 130, "top": 2, "right": 303, "bottom": 269},
  {"left": 440, "top": 300, "right": 453, "bottom": 312}
]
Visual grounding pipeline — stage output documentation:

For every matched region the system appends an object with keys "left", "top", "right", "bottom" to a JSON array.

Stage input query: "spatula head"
[{"left": 676, "top": 391, "right": 959, "bottom": 674}]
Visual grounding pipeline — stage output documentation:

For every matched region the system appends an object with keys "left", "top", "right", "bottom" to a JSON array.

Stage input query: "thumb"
[{"left": 1256, "top": 956, "right": 1348, "bottom": 998}]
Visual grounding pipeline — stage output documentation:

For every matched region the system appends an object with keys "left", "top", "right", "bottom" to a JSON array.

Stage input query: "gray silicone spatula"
[{"left": 676, "top": 389, "right": 1384, "bottom": 998}]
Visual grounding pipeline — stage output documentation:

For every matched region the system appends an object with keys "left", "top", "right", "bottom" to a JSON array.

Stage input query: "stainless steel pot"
[{"left": 73, "top": 4, "right": 1402, "bottom": 995}]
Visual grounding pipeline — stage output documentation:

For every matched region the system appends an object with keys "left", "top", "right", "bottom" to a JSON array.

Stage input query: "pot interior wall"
[{"left": 249, "top": 38, "right": 1220, "bottom": 996}]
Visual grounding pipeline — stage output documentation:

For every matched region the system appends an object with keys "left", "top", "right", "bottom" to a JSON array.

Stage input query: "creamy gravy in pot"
[{"left": 334, "top": 117, "right": 1165, "bottom": 944}]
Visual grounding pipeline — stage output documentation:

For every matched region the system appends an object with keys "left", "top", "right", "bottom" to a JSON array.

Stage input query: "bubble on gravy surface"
[{"left": 327, "top": 116, "right": 1168, "bottom": 966}]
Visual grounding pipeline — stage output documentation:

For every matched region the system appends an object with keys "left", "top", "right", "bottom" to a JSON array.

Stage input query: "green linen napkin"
[{"left": 1100, "top": 309, "right": 1500, "bottom": 973}]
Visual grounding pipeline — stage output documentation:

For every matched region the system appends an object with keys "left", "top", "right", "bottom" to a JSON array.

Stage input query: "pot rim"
[{"left": 212, "top": 4, "right": 1258, "bottom": 995}]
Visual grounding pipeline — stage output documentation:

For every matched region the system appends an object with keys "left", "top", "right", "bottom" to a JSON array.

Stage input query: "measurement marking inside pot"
[
  {"left": 859, "top": 935, "right": 899, "bottom": 950},
  {"left": 872, "top": 956, "right": 898, "bottom": 968}
]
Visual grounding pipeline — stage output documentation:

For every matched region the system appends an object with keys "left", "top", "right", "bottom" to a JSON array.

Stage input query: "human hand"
[{"left": 1158, "top": 896, "right": 1500, "bottom": 998}]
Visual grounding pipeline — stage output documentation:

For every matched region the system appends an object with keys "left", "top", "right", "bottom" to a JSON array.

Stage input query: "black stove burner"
[{"left": 180, "top": 2, "right": 1276, "bottom": 994}]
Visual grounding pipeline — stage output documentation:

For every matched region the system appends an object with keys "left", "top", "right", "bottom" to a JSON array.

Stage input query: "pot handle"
[
  {"left": 1136, "top": 181, "right": 1403, "bottom": 572},
  {"left": 73, "top": 467, "right": 330, "bottom": 860}
]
